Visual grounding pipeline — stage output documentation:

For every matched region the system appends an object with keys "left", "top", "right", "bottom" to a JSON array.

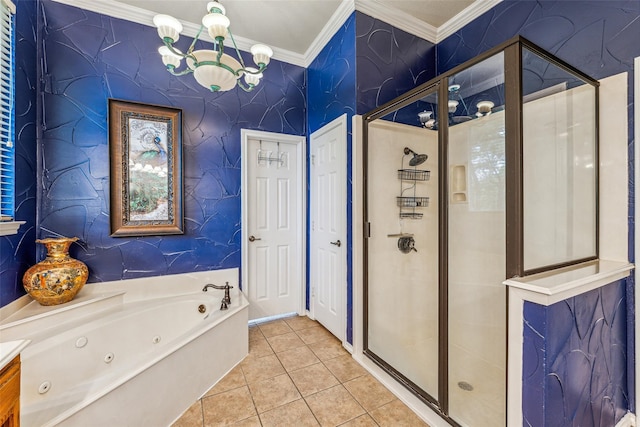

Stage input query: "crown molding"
[
  {"left": 355, "top": 0, "right": 438, "bottom": 44},
  {"left": 50, "top": 0, "right": 502, "bottom": 68},
  {"left": 436, "top": 0, "right": 502, "bottom": 43},
  {"left": 304, "top": 0, "right": 355, "bottom": 67},
  {"left": 49, "top": 0, "right": 306, "bottom": 67}
]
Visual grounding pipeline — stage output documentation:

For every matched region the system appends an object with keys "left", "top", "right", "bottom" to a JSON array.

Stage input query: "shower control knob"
[{"left": 330, "top": 240, "right": 341, "bottom": 247}]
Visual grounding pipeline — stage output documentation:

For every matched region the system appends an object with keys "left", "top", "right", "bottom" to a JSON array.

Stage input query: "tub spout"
[{"left": 202, "top": 282, "right": 233, "bottom": 306}]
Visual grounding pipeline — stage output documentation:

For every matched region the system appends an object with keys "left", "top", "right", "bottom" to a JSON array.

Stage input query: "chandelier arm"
[
  {"left": 167, "top": 67, "right": 194, "bottom": 77},
  {"left": 187, "top": 24, "right": 206, "bottom": 55},
  {"left": 239, "top": 64, "right": 266, "bottom": 75},
  {"left": 227, "top": 29, "right": 248, "bottom": 70},
  {"left": 236, "top": 80, "right": 255, "bottom": 92},
  {"left": 162, "top": 40, "right": 198, "bottom": 64},
  {"left": 217, "top": 39, "right": 225, "bottom": 63}
]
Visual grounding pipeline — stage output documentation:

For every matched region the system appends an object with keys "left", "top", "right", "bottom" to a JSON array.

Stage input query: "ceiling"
[{"left": 57, "top": 0, "right": 498, "bottom": 65}]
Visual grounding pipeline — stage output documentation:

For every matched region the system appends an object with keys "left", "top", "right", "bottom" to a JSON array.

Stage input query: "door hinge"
[
  {"left": 311, "top": 287, "right": 316, "bottom": 298},
  {"left": 364, "top": 222, "right": 371, "bottom": 238},
  {"left": 312, "top": 220, "right": 315, "bottom": 231},
  {"left": 311, "top": 154, "right": 315, "bottom": 165}
]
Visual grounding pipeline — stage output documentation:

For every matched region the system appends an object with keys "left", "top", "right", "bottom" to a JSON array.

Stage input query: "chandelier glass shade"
[{"left": 153, "top": 1, "right": 273, "bottom": 92}]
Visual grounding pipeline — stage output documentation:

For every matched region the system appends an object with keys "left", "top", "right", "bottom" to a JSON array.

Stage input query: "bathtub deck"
[{"left": 172, "top": 316, "right": 428, "bottom": 427}]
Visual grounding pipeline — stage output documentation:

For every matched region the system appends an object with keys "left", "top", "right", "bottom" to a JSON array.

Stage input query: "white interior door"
[
  {"left": 310, "top": 115, "right": 347, "bottom": 340},
  {"left": 242, "top": 131, "right": 305, "bottom": 321}
]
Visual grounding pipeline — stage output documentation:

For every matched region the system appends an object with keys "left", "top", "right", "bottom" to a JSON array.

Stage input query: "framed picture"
[{"left": 108, "top": 99, "right": 183, "bottom": 237}]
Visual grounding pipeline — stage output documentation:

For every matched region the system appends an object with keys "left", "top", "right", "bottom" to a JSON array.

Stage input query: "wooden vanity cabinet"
[{"left": 0, "top": 355, "right": 20, "bottom": 427}]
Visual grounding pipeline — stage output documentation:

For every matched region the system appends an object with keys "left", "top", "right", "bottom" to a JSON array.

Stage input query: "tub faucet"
[{"left": 202, "top": 282, "right": 233, "bottom": 306}]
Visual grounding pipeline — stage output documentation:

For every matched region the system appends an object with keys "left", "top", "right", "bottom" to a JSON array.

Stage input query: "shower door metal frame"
[
  {"left": 362, "top": 80, "right": 446, "bottom": 416},
  {"left": 361, "top": 35, "right": 600, "bottom": 427}
]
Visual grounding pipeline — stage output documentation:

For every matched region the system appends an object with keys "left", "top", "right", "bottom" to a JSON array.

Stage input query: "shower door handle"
[
  {"left": 248, "top": 235, "right": 261, "bottom": 242},
  {"left": 330, "top": 240, "right": 341, "bottom": 247}
]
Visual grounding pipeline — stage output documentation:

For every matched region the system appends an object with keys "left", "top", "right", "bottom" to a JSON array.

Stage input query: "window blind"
[{"left": 0, "top": 0, "right": 15, "bottom": 221}]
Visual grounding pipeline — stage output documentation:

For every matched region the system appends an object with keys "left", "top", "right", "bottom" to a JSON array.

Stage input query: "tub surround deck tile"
[
  {"left": 324, "top": 354, "right": 368, "bottom": 383},
  {"left": 240, "top": 354, "right": 286, "bottom": 384},
  {"left": 204, "top": 365, "right": 246, "bottom": 397},
  {"left": 248, "top": 373, "right": 301, "bottom": 413},
  {"left": 266, "top": 331, "right": 306, "bottom": 353},
  {"left": 289, "top": 362, "right": 340, "bottom": 397},
  {"left": 284, "top": 315, "right": 320, "bottom": 331},
  {"left": 343, "top": 374, "right": 397, "bottom": 412},
  {"left": 296, "top": 325, "right": 335, "bottom": 344},
  {"left": 259, "top": 398, "right": 320, "bottom": 426},
  {"left": 258, "top": 320, "right": 293, "bottom": 337},
  {"left": 276, "top": 345, "right": 320, "bottom": 371},
  {"left": 308, "top": 337, "right": 348, "bottom": 361},
  {"left": 202, "top": 385, "right": 257, "bottom": 426},
  {"left": 305, "top": 384, "right": 366, "bottom": 426},
  {"left": 369, "top": 399, "right": 429, "bottom": 426}
]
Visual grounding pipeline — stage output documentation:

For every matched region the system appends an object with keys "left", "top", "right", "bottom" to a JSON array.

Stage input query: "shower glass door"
[
  {"left": 365, "top": 88, "right": 440, "bottom": 402},
  {"left": 446, "top": 52, "right": 506, "bottom": 426}
]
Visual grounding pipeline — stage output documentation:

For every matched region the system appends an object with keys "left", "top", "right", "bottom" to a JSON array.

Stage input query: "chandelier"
[{"left": 153, "top": 1, "right": 273, "bottom": 92}]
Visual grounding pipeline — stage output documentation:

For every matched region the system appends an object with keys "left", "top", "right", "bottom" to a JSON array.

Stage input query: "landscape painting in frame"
[{"left": 109, "top": 99, "right": 183, "bottom": 236}]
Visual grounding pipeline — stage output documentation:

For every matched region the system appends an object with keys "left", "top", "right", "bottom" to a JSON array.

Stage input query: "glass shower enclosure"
[{"left": 362, "top": 36, "right": 598, "bottom": 426}]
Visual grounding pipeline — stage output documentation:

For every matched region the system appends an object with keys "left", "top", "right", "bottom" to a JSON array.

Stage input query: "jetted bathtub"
[{"left": 0, "top": 268, "right": 248, "bottom": 427}]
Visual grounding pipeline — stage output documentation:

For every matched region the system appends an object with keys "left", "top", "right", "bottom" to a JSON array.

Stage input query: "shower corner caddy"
[{"left": 397, "top": 168, "right": 430, "bottom": 219}]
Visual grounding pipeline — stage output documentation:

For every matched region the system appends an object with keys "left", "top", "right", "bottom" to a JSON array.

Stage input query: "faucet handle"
[{"left": 206, "top": 283, "right": 234, "bottom": 290}]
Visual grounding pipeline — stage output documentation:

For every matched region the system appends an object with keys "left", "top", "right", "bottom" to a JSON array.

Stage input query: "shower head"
[{"left": 404, "top": 147, "right": 428, "bottom": 166}]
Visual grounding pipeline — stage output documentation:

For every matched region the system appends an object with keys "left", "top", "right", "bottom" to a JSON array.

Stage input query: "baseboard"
[
  {"left": 617, "top": 412, "right": 636, "bottom": 427},
  {"left": 247, "top": 311, "right": 298, "bottom": 326},
  {"left": 343, "top": 341, "right": 354, "bottom": 354}
]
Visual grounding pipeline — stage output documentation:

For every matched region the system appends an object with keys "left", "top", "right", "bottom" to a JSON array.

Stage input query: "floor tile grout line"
[
  {"left": 265, "top": 329, "right": 368, "bottom": 426},
  {"left": 261, "top": 336, "right": 324, "bottom": 426},
  {"left": 191, "top": 318, "right": 411, "bottom": 427}
]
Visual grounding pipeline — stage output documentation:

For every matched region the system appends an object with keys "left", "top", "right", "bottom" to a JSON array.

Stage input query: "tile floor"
[{"left": 171, "top": 316, "right": 429, "bottom": 426}]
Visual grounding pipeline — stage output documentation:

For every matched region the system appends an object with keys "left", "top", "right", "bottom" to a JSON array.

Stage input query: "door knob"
[
  {"left": 248, "top": 235, "right": 262, "bottom": 242},
  {"left": 330, "top": 240, "right": 341, "bottom": 247}
]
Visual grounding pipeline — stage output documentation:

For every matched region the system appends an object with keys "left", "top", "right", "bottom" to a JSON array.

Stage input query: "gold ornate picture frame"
[{"left": 108, "top": 99, "right": 183, "bottom": 237}]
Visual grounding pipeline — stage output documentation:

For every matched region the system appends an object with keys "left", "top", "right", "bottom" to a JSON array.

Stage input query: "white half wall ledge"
[
  {"left": 504, "top": 259, "right": 633, "bottom": 306},
  {"left": 616, "top": 412, "right": 637, "bottom": 427}
]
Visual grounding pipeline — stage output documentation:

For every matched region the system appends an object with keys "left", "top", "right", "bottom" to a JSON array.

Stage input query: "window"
[{"left": 0, "top": 0, "right": 15, "bottom": 222}]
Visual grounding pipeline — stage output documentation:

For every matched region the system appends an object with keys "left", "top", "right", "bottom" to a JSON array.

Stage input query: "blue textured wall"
[
  {"left": 307, "top": 13, "right": 356, "bottom": 342},
  {"left": 0, "top": 0, "right": 38, "bottom": 307},
  {"left": 356, "top": 12, "right": 436, "bottom": 115},
  {"left": 22, "top": 0, "right": 305, "bottom": 288},
  {"left": 523, "top": 280, "right": 629, "bottom": 426}
]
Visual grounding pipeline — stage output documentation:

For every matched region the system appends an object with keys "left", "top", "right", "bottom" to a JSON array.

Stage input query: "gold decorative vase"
[{"left": 22, "top": 237, "right": 89, "bottom": 306}]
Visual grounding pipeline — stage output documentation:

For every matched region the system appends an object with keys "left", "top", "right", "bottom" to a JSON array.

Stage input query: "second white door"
[{"left": 310, "top": 115, "right": 347, "bottom": 340}]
